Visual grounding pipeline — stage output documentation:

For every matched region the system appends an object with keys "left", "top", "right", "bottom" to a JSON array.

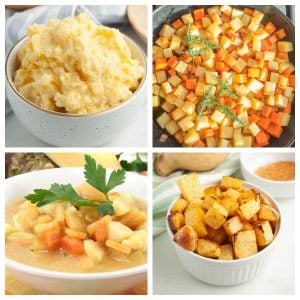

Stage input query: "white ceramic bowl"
[
  {"left": 5, "top": 168, "right": 147, "bottom": 294},
  {"left": 5, "top": 35, "right": 147, "bottom": 147},
  {"left": 166, "top": 178, "right": 281, "bottom": 286},
  {"left": 240, "top": 153, "right": 295, "bottom": 199}
]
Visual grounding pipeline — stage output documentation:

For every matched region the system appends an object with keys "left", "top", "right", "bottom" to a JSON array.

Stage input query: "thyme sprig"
[{"left": 216, "top": 76, "right": 238, "bottom": 100}]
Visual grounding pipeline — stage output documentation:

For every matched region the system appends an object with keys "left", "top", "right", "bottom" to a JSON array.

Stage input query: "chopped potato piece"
[
  {"left": 234, "top": 229, "right": 258, "bottom": 259},
  {"left": 197, "top": 239, "right": 221, "bottom": 258}
]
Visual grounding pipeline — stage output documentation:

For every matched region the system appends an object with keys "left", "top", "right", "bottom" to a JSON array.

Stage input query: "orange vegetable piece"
[
  {"left": 264, "top": 22, "right": 276, "bottom": 34},
  {"left": 268, "top": 35, "right": 278, "bottom": 45},
  {"left": 155, "top": 58, "right": 168, "bottom": 71},
  {"left": 40, "top": 229, "right": 62, "bottom": 250},
  {"left": 221, "top": 13, "right": 230, "bottom": 23},
  {"left": 95, "top": 215, "right": 112, "bottom": 242},
  {"left": 215, "top": 61, "right": 225, "bottom": 72},
  {"left": 257, "top": 117, "right": 271, "bottom": 130},
  {"left": 185, "top": 78, "right": 197, "bottom": 90},
  {"left": 261, "top": 40, "right": 270, "bottom": 51},
  {"left": 194, "top": 56, "right": 202, "bottom": 66},
  {"left": 217, "top": 48, "right": 228, "bottom": 61},
  {"left": 275, "top": 87, "right": 283, "bottom": 95},
  {"left": 267, "top": 123, "right": 283, "bottom": 138},
  {"left": 277, "top": 52, "right": 288, "bottom": 59},
  {"left": 193, "top": 8, "right": 205, "bottom": 20},
  {"left": 244, "top": 8, "right": 254, "bottom": 16},
  {"left": 282, "top": 103, "right": 292, "bottom": 114},
  {"left": 255, "top": 130, "right": 269, "bottom": 146},
  {"left": 270, "top": 112, "right": 282, "bottom": 125},
  {"left": 61, "top": 236, "right": 85, "bottom": 255},
  {"left": 172, "top": 19, "right": 184, "bottom": 30},
  {"left": 168, "top": 68, "right": 176, "bottom": 76},
  {"left": 186, "top": 91, "right": 198, "bottom": 102},
  {"left": 275, "top": 29, "right": 286, "bottom": 40},
  {"left": 193, "top": 139, "right": 205, "bottom": 147},
  {"left": 167, "top": 56, "right": 179, "bottom": 68},
  {"left": 201, "top": 128, "right": 214, "bottom": 139},
  {"left": 262, "top": 105, "right": 273, "bottom": 118},
  {"left": 249, "top": 114, "right": 260, "bottom": 123}
]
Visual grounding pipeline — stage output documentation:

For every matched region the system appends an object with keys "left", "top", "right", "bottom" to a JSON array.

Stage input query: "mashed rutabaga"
[{"left": 13, "top": 14, "right": 144, "bottom": 114}]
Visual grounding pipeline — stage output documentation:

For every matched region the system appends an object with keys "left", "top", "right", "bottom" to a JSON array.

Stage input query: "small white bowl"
[
  {"left": 5, "top": 35, "right": 147, "bottom": 147},
  {"left": 240, "top": 153, "right": 295, "bottom": 199},
  {"left": 5, "top": 168, "right": 147, "bottom": 294},
  {"left": 166, "top": 178, "right": 281, "bottom": 286}
]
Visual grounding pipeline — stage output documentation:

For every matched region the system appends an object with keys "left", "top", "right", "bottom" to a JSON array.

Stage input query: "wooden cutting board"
[
  {"left": 127, "top": 5, "right": 147, "bottom": 42},
  {"left": 6, "top": 270, "right": 147, "bottom": 295}
]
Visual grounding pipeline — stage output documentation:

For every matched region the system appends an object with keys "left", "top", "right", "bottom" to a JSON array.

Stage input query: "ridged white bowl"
[{"left": 166, "top": 179, "right": 281, "bottom": 286}]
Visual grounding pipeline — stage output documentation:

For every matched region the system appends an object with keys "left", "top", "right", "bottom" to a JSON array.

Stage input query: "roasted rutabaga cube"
[
  {"left": 234, "top": 229, "right": 258, "bottom": 259},
  {"left": 196, "top": 239, "right": 221, "bottom": 258},
  {"left": 177, "top": 173, "right": 205, "bottom": 202},
  {"left": 254, "top": 221, "right": 274, "bottom": 247},
  {"left": 204, "top": 202, "right": 228, "bottom": 229},
  {"left": 184, "top": 203, "right": 207, "bottom": 237},
  {"left": 174, "top": 225, "right": 198, "bottom": 251}
]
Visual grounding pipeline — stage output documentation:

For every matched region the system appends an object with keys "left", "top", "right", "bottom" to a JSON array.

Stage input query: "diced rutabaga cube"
[
  {"left": 155, "top": 70, "right": 167, "bottom": 84},
  {"left": 207, "top": 6, "right": 220, "bottom": 15},
  {"left": 161, "top": 81, "right": 173, "bottom": 94},
  {"left": 237, "top": 44, "right": 250, "bottom": 56},
  {"left": 277, "top": 41, "right": 293, "bottom": 52},
  {"left": 195, "top": 66, "right": 206, "bottom": 77},
  {"left": 165, "top": 120, "right": 180, "bottom": 135},
  {"left": 233, "top": 134, "right": 244, "bottom": 147},
  {"left": 229, "top": 17, "right": 243, "bottom": 32},
  {"left": 156, "top": 112, "right": 170, "bottom": 129},
  {"left": 163, "top": 48, "right": 173, "bottom": 58},
  {"left": 209, "top": 119, "right": 218, "bottom": 129},
  {"left": 170, "top": 35, "right": 182, "bottom": 50},
  {"left": 265, "top": 95, "right": 275, "bottom": 106},
  {"left": 189, "top": 24, "right": 200, "bottom": 36},
  {"left": 195, "top": 82, "right": 206, "bottom": 96},
  {"left": 234, "top": 84, "right": 250, "bottom": 96},
  {"left": 231, "top": 8, "right": 243, "bottom": 18},
  {"left": 168, "top": 74, "right": 182, "bottom": 87},
  {"left": 207, "top": 22, "right": 222, "bottom": 38},
  {"left": 256, "top": 28, "right": 269, "bottom": 40},
  {"left": 206, "top": 71, "right": 218, "bottom": 85},
  {"left": 246, "top": 78, "right": 264, "bottom": 94},
  {"left": 176, "top": 24, "right": 187, "bottom": 37},
  {"left": 152, "top": 95, "right": 160, "bottom": 107},
  {"left": 263, "top": 51, "right": 276, "bottom": 61},
  {"left": 233, "top": 74, "right": 247, "bottom": 84},
  {"left": 161, "top": 101, "right": 175, "bottom": 112},
  {"left": 153, "top": 84, "right": 160, "bottom": 96},
  {"left": 211, "top": 14, "right": 222, "bottom": 25},
  {"left": 171, "top": 107, "right": 186, "bottom": 121},
  {"left": 278, "top": 75, "right": 289, "bottom": 89},
  {"left": 202, "top": 58, "right": 215, "bottom": 69},
  {"left": 248, "top": 122, "right": 260, "bottom": 136},
  {"left": 174, "top": 98, "right": 184, "bottom": 107},
  {"left": 220, "top": 5, "right": 232, "bottom": 16},
  {"left": 202, "top": 17, "right": 212, "bottom": 28},
  {"left": 234, "top": 111, "right": 249, "bottom": 128},
  {"left": 219, "top": 126, "right": 234, "bottom": 139},
  {"left": 239, "top": 96, "right": 252, "bottom": 109},
  {"left": 243, "top": 135, "right": 253, "bottom": 147},
  {"left": 201, "top": 48, "right": 215, "bottom": 61},
  {"left": 247, "top": 20, "right": 260, "bottom": 33},
  {"left": 278, "top": 62, "right": 290, "bottom": 74},
  {"left": 241, "top": 14, "right": 251, "bottom": 27},
  {"left": 221, "top": 72, "right": 233, "bottom": 84},
  {"left": 268, "top": 61, "right": 279, "bottom": 71},
  {"left": 181, "top": 101, "right": 196, "bottom": 115},
  {"left": 221, "top": 117, "right": 233, "bottom": 126},
  {"left": 278, "top": 112, "right": 291, "bottom": 126},
  {"left": 211, "top": 110, "right": 225, "bottom": 124},
  {"left": 178, "top": 116, "right": 194, "bottom": 131},
  {"left": 195, "top": 116, "right": 210, "bottom": 131},
  {"left": 155, "top": 36, "right": 170, "bottom": 48},
  {"left": 263, "top": 81, "right": 276, "bottom": 96},
  {"left": 206, "top": 136, "right": 216, "bottom": 147},
  {"left": 220, "top": 36, "right": 231, "bottom": 49},
  {"left": 184, "top": 128, "right": 200, "bottom": 145},
  {"left": 253, "top": 10, "right": 264, "bottom": 23},
  {"left": 251, "top": 98, "right": 264, "bottom": 110},
  {"left": 248, "top": 68, "right": 260, "bottom": 78},
  {"left": 232, "top": 58, "right": 247, "bottom": 73},
  {"left": 217, "top": 138, "right": 230, "bottom": 147},
  {"left": 174, "top": 85, "right": 188, "bottom": 99},
  {"left": 270, "top": 72, "right": 279, "bottom": 83},
  {"left": 181, "top": 13, "right": 193, "bottom": 24},
  {"left": 252, "top": 35, "right": 261, "bottom": 52},
  {"left": 159, "top": 24, "right": 176, "bottom": 37},
  {"left": 275, "top": 94, "right": 288, "bottom": 108},
  {"left": 247, "top": 58, "right": 258, "bottom": 68},
  {"left": 175, "top": 60, "right": 188, "bottom": 74},
  {"left": 284, "top": 86, "right": 293, "bottom": 98}
]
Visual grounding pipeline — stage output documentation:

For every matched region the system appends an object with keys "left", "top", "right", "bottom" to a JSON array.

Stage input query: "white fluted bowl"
[{"left": 166, "top": 179, "right": 281, "bottom": 286}]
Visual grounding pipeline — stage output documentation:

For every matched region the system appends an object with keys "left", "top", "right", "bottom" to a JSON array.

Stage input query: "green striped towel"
[{"left": 153, "top": 153, "right": 240, "bottom": 237}]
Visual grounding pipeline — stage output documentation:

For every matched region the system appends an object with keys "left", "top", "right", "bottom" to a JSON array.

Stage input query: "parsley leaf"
[{"left": 118, "top": 153, "right": 147, "bottom": 172}]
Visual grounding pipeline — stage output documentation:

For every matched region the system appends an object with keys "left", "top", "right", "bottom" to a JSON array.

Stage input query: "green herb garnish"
[
  {"left": 197, "top": 84, "right": 215, "bottom": 116},
  {"left": 216, "top": 76, "right": 238, "bottom": 100},
  {"left": 25, "top": 155, "right": 126, "bottom": 216},
  {"left": 117, "top": 153, "right": 147, "bottom": 173},
  {"left": 183, "top": 23, "right": 220, "bottom": 58}
]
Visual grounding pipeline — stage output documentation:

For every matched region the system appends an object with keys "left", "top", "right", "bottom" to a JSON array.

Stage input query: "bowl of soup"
[{"left": 5, "top": 167, "right": 147, "bottom": 294}]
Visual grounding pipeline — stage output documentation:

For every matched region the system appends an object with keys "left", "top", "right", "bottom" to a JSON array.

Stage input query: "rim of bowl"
[
  {"left": 166, "top": 178, "right": 282, "bottom": 265},
  {"left": 5, "top": 33, "right": 147, "bottom": 118},
  {"left": 240, "top": 154, "right": 295, "bottom": 184},
  {"left": 5, "top": 168, "right": 147, "bottom": 279}
]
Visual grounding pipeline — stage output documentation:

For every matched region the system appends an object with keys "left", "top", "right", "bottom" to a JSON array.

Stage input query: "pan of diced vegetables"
[{"left": 153, "top": 5, "right": 295, "bottom": 147}]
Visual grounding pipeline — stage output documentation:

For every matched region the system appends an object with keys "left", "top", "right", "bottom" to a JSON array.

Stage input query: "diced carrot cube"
[
  {"left": 201, "top": 128, "right": 214, "bottom": 139},
  {"left": 264, "top": 22, "right": 276, "bottom": 34},
  {"left": 268, "top": 35, "right": 278, "bottom": 45},
  {"left": 275, "top": 29, "right": 286, "bottom": 40},
  {"left": 194, "top": 56, "right": 202, "bottom": 66},
  {"left": 257, "top": 117, "right": 271, "bottom": 130},
  {"left": 270, "top": 112, "right": 282, "bottom": 125},
  {"left": 289, "top": 75, "right": 295, "bottom": 87},
  {"left": 186, "top": 91, "right": 198, "bottom": 102},
  {"left": 215, "top": 61, "right": 225, "bottom": 72},
  {"left": 261, "top": 40, "right": 270, "bottom": 51},
  {"left": 221, "top": 13, "right": 230, "bottom": 23},
  {"left": 262, "top": 105, "right": 273, "bottom": 118},
  {"left": 275, "top": 87, "right": 283, "bottom": 95},
  {"left": 185, "top": 78, "right": 197, "bottom": 90},
  {"left": 244, "top": 8, "right": 254, "bottom": 16},
  {"left": 61, "top": 236, "right": 85, "bottom": 255},
  {"left": 40, "top": 229, "right": 62, "bottom": 250},
  {"left": 155, "top": 58, "right": 168, "bottom": 71},
  {"left": 168, "top": 68, "right": 176, "bottom": 76},
  {"left": 193, "top": 139, "right": 205, "bottom": 147},
  {"left": 282, "top": 103, "right": 292, "bottom": 114},
  {"left": 249, "top": 114, "right": 260, "bottom": 123},
  {"left": 277, "top": 52, "right": 288, "bottom": 59},
  {"left": 167, "top": 56, "right": 179, "bottom": 68},
  {"left": 267, "top": 123, "right": 283, "bottom": 138},
  {"left": 193, "top": 8, "right": 205, "bottom": 21},
  {"left": 255, "top": 130, "right": 269, "bottom": 146},
  {"left": 172, "top": 19, "right": 184, "bottom": 30},
  {"left": 195, "top": 20, "right": 203, "bottom": 29}
]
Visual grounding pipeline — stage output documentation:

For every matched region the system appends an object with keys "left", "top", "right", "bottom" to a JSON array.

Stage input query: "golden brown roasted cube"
[
  {"left": 206, "top": 226, "right": 227, "bottom": 244},
  {"left": 254, "top": 221, "right": 274, "bottom": 247},
  {"left": 258, "top": 204, "right": 280, "bottom": 222},
  {"left": 241, "top": 222, "right": 253, "bottom": 231},
  {"left": 220, "top": 196, "right": 239, "bottom": 216},
  {"left": 168, "top": 212, "right": 185, "bottom": 232},
  {"left": 239, "top": 189, "right": 257, "bottom": 205},
  {"left": 224, "top": 188, "right": 240, "bottom": 200},
  {"left": 171, "top": 198, "right": 189, "bottom": 214},
  {"left": 234, "top": 229, "right": 258, "bottom": 259},
  {"left": 204, "top": 185, "right": 222, "bottom": 197},
  {"left": 177, "top": 173, "right": 204, "bottom": 203},
  {"left": 223, "top": 215, "right": 244, "bottom": 235},
  {"left": 220, "top": 176, "right": 243, "bottom": 190},
  {"left": 219, "top": 244, "right": 234, "bottom": 260},
  {"left": 174, "top": 225, "right": 198, "bottom": 252},
  {"left": 204, "top": 202, "right": 228, "bottom": 229},
  {"left": 201, "top": 195, "right": 217, "bottom": 210},
  {"left": 238, "top": 199, "right": 260, "bottom": 220},
  {"left": 196, "top": 239, "right": 221, "bottom": 258},
  {"left": 184, "top": 203, "right": 207, "bottom": 237}
]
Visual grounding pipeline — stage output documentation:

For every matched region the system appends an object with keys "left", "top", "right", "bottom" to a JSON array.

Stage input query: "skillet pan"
[{"left": 153, "top": 5, "right": 295, "bottom": 147}]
